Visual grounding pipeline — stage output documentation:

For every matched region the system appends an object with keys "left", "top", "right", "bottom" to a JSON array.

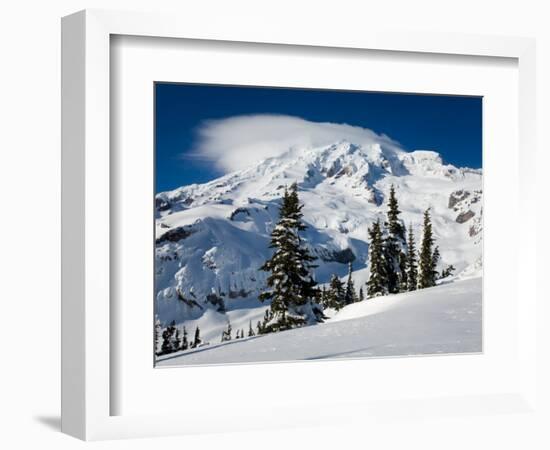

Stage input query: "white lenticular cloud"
[{"left": 189, "top": 114, "right": 405, "bottom": 173}]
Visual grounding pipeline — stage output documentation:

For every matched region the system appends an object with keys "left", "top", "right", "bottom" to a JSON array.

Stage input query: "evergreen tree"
[
  {"left": 441, "top": 264, "right": 456, "bottom": 279},
  {"left": 259, "top": 183, "right": 323, "bottom": 333},
  {"left": 259, "top": 309, "right": 273, "bottom": 332},
  {"left": 181, "top": 326, "right": 188, "bottom": 350},
  {"left": 399, "top": 251, "right": 408, "bottom": 292},
  {"left": 418, "top": 209, "right": 437, "bottom": 289},
  {"left": 256, "top": 321, "right": 262, "bottom": 335},
  {"left": 173, "top": 327, "right": 181, "bottom": 351},
  {"left": 358, "top": 287, "right": 365, "bottom": 302},
  {"left": 366, "top": 219, "right": 388, "bottom": 298},
  {"left": 344, "top": 262, "right": 358, "bottom": 304},
  {"left": 325, "top": 274, "right": 346, "bottom": 310},
  {"left": 191, "top": 326, "right": 202, "bottom": 348},
  {"left": 161, "top": 320, "right": 177, "bottom": 355},
  {"left": 383, "top": 185, "right": 407, "bottom": 293},
  {"left": 405, "top": 224, "right": 418, "bottom": 291},
  {"left": 154, "top": 315, "right": 161, "bottom": 356},
  {"left": 248, "top": 321, "right": 255, "bottom": 337},
  {"left": 221, "top": 322, "right": 232, "bottom": 342}
]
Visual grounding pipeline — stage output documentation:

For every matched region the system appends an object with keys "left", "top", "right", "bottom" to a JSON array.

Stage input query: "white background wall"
[{"left": 0, "top": 1, "right": 548, "bottom": 448}]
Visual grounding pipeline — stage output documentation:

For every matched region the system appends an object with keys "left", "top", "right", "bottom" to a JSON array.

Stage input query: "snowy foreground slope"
[
  {"left": 155, "top": 138, "right": 483, "bottom": 328},
  {"left": 157, "top": 277, "right": 482, "bottom": 366}
]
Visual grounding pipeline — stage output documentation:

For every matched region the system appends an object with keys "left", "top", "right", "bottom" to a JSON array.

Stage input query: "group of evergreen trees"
[
  {"left": 366, "top": 185, "right": 450, "bottom": 297},
  {"left": 156, "top": 319, "right": 202, "bottom": 356},
  {"left": 257, "top": 182, "right": 449, "bottom": 336},
  {"left": 320, "top": 262, "right": 362, "bottom": 311},
  {"left": 220, "top": 320, "right": 256, "bottom": 342}
]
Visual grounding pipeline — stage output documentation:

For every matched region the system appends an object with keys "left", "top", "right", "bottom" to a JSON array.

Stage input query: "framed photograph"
[{"left": 62, "top": 9, "right": 537, "bottom": 440}]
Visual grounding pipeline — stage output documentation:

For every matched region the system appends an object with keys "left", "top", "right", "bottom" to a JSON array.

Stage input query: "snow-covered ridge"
[
  {"left": 155, "top": 139, "right": 482, "bottom": 327},
  {"left": 156, "top": 141, "right": 479, "bottom": 218}
]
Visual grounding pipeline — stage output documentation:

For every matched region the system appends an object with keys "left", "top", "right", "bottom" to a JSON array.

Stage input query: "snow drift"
[{"left": 157, "top": 277, "right": 482, "bottom": 366}]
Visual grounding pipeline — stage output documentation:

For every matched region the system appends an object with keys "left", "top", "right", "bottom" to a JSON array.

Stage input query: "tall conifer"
[
  {"left": 418, "top": 209, "right": 437, "bottom": 288},
  {"left": 191, "top": 326, "right": 202, "bottom": 348},
  {"left": 384, "top": 185, "right": 407, "bottom": 293},
  {"left": 154, "top": 315, "right": 161, "bottom": 356},
  {"left": 344, "top": 262, "right": 358, "bottom": 304},
  {"left": 405, "top": 224, "right": 418, "bottom": 291},
  {"left": 161, "top": 320, "right": 177, "bottom": 355},
  {"left": 366, "top": 219, "right": 388, "bottom": 297},
  {"left": 181, "top": 326, "right": 188, "bottom": 350},
  {"left": 259, "top": 183, "right": 323, "bottom": 332}
]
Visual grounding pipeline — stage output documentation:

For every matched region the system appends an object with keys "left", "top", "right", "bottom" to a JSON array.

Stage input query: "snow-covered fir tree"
[
  {"left": 325, "top": 274, "right": 346, "bottom": 310},
  {"left": 358, "top": 287, "right": 365, "bottom": 302},
  {"left": 258, "top": 309, "right": 274, "bottom": 333},
  {"left": 221, "top": 321, "right": 232, "bottom": 342},
  {"left": 440, "top": 264, "right": 455, "bottom": 279},
  {"left": 259, "top": 183, "right": 323, "bottom": 333},
  {"left": 154, "top": 315, "right": 161, "bottom": 356},
  {"left": 405, "top": 224, "right": 418, "bottom": 291},
  {"left": 161, "top": 320, "right": 177, "bottom": 355},
  {"left": 248, "top": 321, "right": 255, "bottom": 337},
  {"left": 384, "top": 185, "right": 407, "bottom": 293},
  {"left": 173, "top": 327, "right": 181, "bottom": 351},
  {"left": 191, "top": 326, "right": 202, "bottom": 348},
  {"left": 344, "top": 262, "right": 358, "bottom": 304},
  {"left": 181, "top": 326, "right": 189, "bottom": 350},
  {"left": 366, "top": 219, "right": 389, "bottom": 298},
  {"left": 418, "top": 208, "right": 437, "bottom": 289}
]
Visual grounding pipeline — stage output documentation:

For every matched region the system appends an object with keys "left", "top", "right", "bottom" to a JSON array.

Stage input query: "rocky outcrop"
[
  {"left": 229, "top": 207, "right": 251, "bottom": 221},
  {"left": 448, "top": 189, "right": 470, "bottom": 209},
  {"left": 318, "top": 247, "right": 356, "bottom": 264},
  {"left": 156, "top": 225, "right": 195, "bottom": 244},
  {"left": 206, "top": 293, "right": 226, "bottom": 312},
  {"left": 228, "top": 288, "right": 251, "bottom": 299},
  {"left": 156, "top": 197, "right": 171, "bottom": 212},
  {"left": 456, "top": 210, "right": 475, "bottom": 224},
  {"left": 176, "top": 288, "right": 203, "bottom": 310}
]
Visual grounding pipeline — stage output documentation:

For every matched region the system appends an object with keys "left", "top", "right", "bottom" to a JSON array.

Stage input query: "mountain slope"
[
  {"left": 155, "top": 140, "right": 482, "bottom": 327},
  {"left": 157, "top": 277, "right": 482, "bottom": 366}
]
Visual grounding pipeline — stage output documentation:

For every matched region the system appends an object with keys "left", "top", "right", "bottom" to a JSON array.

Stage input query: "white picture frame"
[{"left": 61, "top": 9, "right": 537, "bottom": 441}]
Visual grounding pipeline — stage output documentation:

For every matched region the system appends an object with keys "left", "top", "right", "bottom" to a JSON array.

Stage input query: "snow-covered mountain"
[{"left": 155, "top": 139, "right": 482, "bottom": 327}]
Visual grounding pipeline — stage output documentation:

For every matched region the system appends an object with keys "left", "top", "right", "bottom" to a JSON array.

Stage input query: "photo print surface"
[{"left": 154, "top": 83, "right": 482, "bottom": 367}]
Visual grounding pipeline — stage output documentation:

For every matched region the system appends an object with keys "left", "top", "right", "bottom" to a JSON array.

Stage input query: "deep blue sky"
[{"left": 155, "top": 83, "right": 482, "bottom": 192}]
